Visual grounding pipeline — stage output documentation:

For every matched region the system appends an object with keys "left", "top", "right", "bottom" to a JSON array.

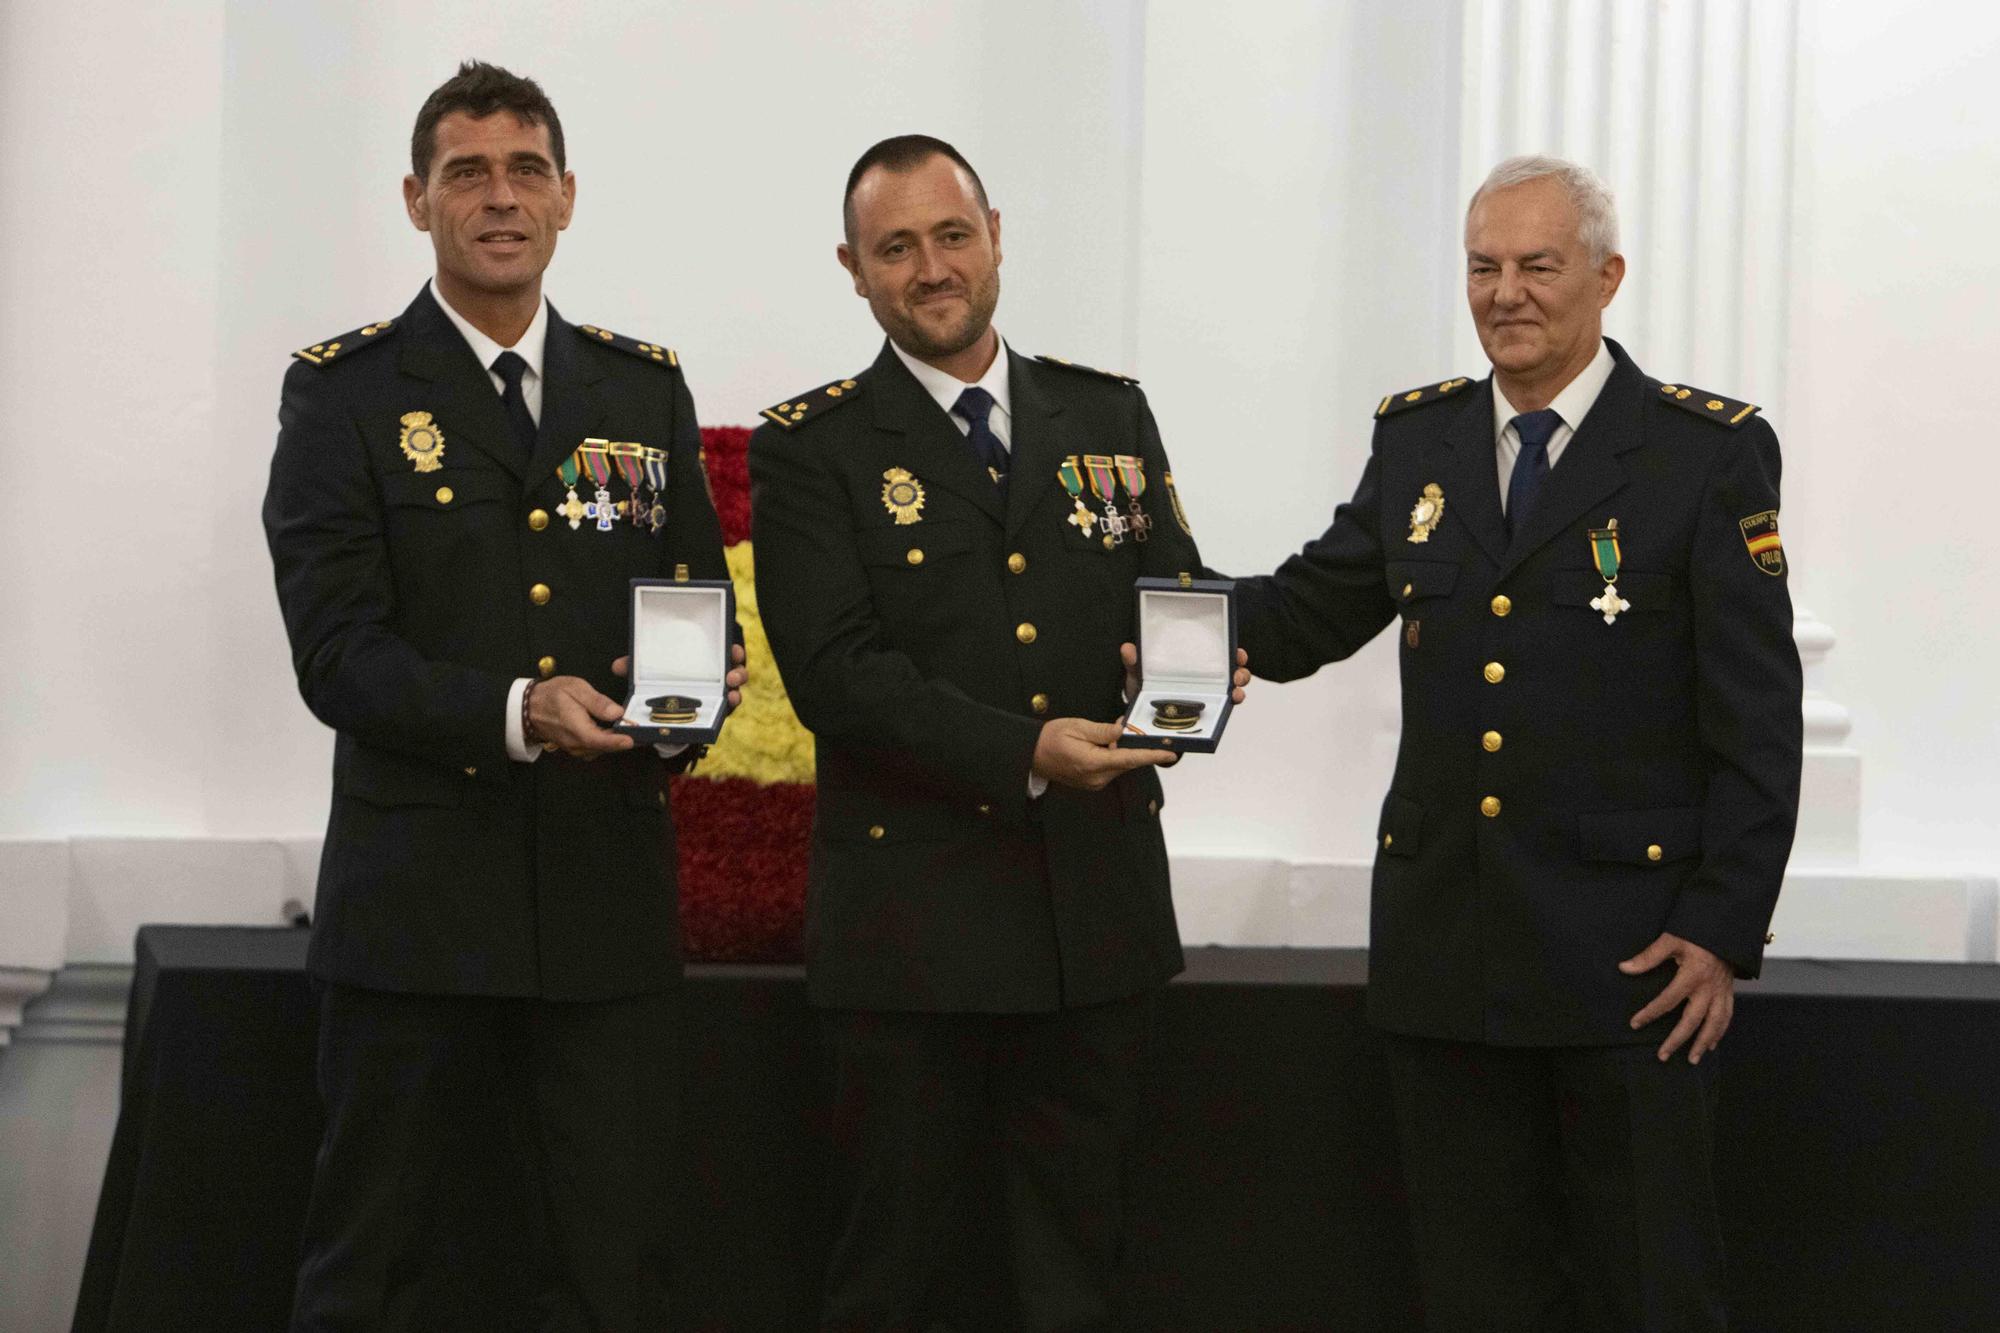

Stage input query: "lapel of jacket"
[
  {"left": 394, "top": 285, "right": 526, "bottom": 481},
  {"left": 1003, "top": 353, "right": 1066, "bottom": 543},
  {"left": 864, "top": 341, "right": 1006, "bottom": 526},
  {"left": 1497, "top": 341, "right": 1647, "bottom": 580},
  {"left": 528, "top": 304, "right": 610, "bottom": 489},
  {"left": 1440, "top": 379, "right": 1510, "bottom": 567}
]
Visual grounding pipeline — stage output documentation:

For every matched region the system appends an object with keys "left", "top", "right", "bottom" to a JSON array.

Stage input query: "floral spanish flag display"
[{"left": 672, "top": 427, "right": 813, "bottom": 961}]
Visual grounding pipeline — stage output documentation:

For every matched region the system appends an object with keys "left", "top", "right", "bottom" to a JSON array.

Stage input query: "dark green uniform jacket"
[
  {"left": 263, "top": 285, "right": 730, "bottom": 1001},
  {"left": 750, "top": 342, "right": 1210, "bottom": 1012},
  {"left": 1234, "top": 339, "right": 1802, "bottom": 1045}
]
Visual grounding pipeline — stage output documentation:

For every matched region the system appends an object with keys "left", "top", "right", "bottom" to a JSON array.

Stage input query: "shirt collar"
[
  {"left": 890, "top": 334, "right": 1013, "bottom": 422},
  {"left": 430, "top": 278, "right": 550, "bottom": 382},
  {"left": 1492, "top": 338, "right": 1616, "bottom": 441}
]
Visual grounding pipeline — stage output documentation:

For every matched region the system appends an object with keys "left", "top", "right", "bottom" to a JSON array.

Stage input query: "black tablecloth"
[{"left": 74, "top": 929, "right": 2000, "bottom": 1330}]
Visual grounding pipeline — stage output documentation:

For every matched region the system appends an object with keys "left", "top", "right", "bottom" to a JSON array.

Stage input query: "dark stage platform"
[{"left": 73, "top": 928, "right": 2000, "bottom": 1330}]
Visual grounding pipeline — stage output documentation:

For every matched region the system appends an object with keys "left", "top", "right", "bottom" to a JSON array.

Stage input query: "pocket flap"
[
  {"left": 335, "top": 745, "right": 467, "bottom": 809},
  {"left": 857, "top": 521, "right": 974, "bottom": 568},
  {"left": 1577, "top": 806, "right": 1703, "bottom": 865},
  {"left": 1551, "top": 568, "right": 1671, "bottom": 609},
  {"left": 1378, "top": 792, "right": 1423, "bottom": 856},
  {"left": 1385, "top": 560, "right": 1459, "bottom": 604},
  {"left": 380, "top": 468, "right": 513, "bottom": 510}
]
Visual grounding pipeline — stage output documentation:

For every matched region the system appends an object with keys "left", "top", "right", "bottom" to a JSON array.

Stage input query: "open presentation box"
[
  {"left": 1116, "top": 575, "right": 1238, "bottom": 754},
  {"left": 613, "top": 577, "right": 736, "bottom": 746}
]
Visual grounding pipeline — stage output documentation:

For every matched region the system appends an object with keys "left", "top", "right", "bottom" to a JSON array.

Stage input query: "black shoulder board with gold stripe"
[
  {"left": 760, "top": 376, "right": 864, "bottom": 430},
  {"left": 1033, "top": 354, "right": 1139, "bottom": 385},
  {"left": 292, "top": 318, "right": 399, "bottom": 367},
  {"left": 1375, "top": 376, "right": 1473, "bottom": 418},
  {"left": 1654, "top": 380, "right": 1760, "bottom": 428},
  {"left": 575, "top": 322, "right": 680, "bottom": 370}
]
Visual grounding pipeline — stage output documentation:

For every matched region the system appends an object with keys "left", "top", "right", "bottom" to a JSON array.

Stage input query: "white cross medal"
[{"left": 1587, "top": 521, "right": 1629, "bottom": 624}]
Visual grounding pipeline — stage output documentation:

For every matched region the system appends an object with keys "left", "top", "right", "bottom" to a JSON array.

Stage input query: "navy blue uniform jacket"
[
  {"left": 263, "top": 286, "right": 730, "bottom": 1001},
  {"left": 1234, "top": 340, "right": 1802, "bottom": 1045}
]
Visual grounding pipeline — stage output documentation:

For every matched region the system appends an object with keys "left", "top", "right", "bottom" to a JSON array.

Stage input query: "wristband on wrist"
[{"left": 521, "top": 678, "right": 542, "bottom": 748}]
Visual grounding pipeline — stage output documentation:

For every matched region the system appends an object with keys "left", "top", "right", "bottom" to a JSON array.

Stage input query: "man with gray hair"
[{"left": 1231, "top": 155, "right": 1802, "bottom": 1327}]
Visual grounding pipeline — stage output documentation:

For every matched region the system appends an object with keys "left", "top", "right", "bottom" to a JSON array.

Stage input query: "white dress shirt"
[
  {"left": 1491, "top": 339, "right": 1615, "bottom": 513},
  {"left": 890, "top": 335, "right": 1049, "bottom": 796}
]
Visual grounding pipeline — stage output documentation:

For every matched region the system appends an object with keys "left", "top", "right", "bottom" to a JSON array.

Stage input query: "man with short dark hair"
[
  {"left": 264, "top": 59, "right": 740, "bottom": 1328},
  {"left": 1231, "top": 155, "right": 1802, "bottom": 1329},
  {"left": 750, "top": 135, "right": 1246, "bottom": 1329}
]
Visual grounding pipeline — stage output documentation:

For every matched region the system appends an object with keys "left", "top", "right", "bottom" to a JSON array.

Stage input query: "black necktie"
[
  {"left": 1505, "top": 408, "right": 1562, "bottom": 538},
  {"left": 953, "top": 386, "right": 1008, "bottom": 496},
  {"left": 491, "top": 351, "right": 536, "bottom": 460}
]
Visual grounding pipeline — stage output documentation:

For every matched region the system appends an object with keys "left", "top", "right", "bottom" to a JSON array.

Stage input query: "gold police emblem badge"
[
  {"left": 881, "top": 467, "right": 925, "bottom": 525},
  {"left": 398, "top": 411, "right": 445, "bottom": 473},
  {"left": 1408, "top": 483, "right": 1445, "bottom": 543}
]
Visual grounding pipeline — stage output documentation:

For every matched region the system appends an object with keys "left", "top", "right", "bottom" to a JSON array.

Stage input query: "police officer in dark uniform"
[
  {"left": 749, "top": 135, "right": 1247, "bottom": 1330},
  {"left": 1231, "top": 156, "right": 1802, "bottom": 1329},
  {"left": 263, "top": 61, "right": 740, "bottom": 1329}
]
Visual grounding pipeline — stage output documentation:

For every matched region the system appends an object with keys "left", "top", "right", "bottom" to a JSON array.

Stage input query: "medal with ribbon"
[
  {"left": 608, "top": 442, "right": 647, "bottom": 528},
  {"left": 1056, "top": 456, "right": 1096, "bottom": 537},
  {"left": 557, "top": 449, "right": 588, "bottom": 529},
  {"left": 1588, "top": 519, "right": 1630, "bottom": 624},
  {"left": 1083, "top": 454, "right": 1128, "bottom": 545},
  {"left": 642, "top": 447, "right": 670, "bottom": 532},
  {"left": 577, "top": 440, "right": 621, "bottom": 531},
  {"left": 1115, "top": 454, "right": 1151, "bottom": 542}
]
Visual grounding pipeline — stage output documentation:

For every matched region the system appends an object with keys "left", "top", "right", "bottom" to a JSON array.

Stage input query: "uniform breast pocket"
[
  {"left": 379, "top": 469, "right": 514, "bottom": 575},
  {"left": 1385, "top": 559, "right": 1459, "bottom": 607},
  {"left": 857, "top": 522, "right": 977, "bottom": 623},
  {"left": 1550, "top": 568, "right": 1674, "bottom": 618}
]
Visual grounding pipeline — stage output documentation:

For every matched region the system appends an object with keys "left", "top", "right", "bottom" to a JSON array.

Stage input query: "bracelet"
[{"left": 521, "top": 678, "right": 543, "bottom": 748}]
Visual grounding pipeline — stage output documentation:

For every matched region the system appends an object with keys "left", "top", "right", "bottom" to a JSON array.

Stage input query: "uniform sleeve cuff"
[{"left": 505, "top": 677, "right": 542, "bottom": 764}]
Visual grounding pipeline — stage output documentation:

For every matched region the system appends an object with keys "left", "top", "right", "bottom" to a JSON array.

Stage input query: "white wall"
[{"left": 1, "top": 0, "right": 1996, "bottom": 915}]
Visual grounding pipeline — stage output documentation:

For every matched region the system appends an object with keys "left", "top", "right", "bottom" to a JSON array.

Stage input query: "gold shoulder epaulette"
[
  {"left": 292, "top": 318, "right": 399, "bottom": 367},
  {"left": 1654, "top": 381, "right": 1760, "bottom": 428},
  {"left": 1033, "top": 354, "right": 1140, "bottom": 385},
  {"left": 575, "top": 322, "right": 680, "bottom": 369},
  {"left": 1375, "top": 376, "right": 1473, "bottom": 418},
  {"left": 760, "top": 376, "right": 864, "bottom": 430}
]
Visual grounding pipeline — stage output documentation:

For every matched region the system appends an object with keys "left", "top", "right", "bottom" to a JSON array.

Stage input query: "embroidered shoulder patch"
[{"left": 1739, "top": 510, "right": 1785, "bottom": 575}]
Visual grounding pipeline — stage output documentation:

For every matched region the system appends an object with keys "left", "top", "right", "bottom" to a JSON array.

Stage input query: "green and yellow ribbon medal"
[
  {"left": 1057, "top": 455, "right": 1096, "bottom": 537},
  {"left": 1587, "top": 520, "right": 1630, "bottom": 624},
  {"left": 557, "top": 449, "right": 587, "bottom": 529}
]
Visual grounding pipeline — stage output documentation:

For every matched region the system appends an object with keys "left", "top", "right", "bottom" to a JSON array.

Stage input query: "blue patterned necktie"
[
  {"left": 491, "top": 351, "right": 537, "bottom": 460},
  {"left": 953, "top": 386, "right": 1008, "bottom": 496},
  {"left": 1505, "top": 408, "right": 1562, "bottom": 538}
]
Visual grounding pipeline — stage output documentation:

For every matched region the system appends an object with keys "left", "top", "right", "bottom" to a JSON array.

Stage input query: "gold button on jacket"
[
  {"left": 1490, "top": 595, "right": 1511, "bottom": 617},
  {"left": 1016, "top": 622, "right": 1037, "bottom": 644},
  {"left": 1481, "top": 731, "right": 1503, "bottom": 752},
  {"left": 527, "top": 508, "right": 550, "bottom": 531},
  {"left": 1480, "top": 796, "right": 1502, "bottom": 818},
  {"left": 1483, "top": 661, "right": 1505, "bottom": 684},
  {"left": 537, "top": 655, "right": 557, "bottom": 678},
  {"left": 529, "top": 583, "right": 552, "bottom": 606}
]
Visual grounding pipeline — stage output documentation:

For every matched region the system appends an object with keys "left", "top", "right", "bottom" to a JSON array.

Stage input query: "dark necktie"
[
  {"left": 1505, "top": 408, "right": 1562, "bottom": 538},
  {"left": 491, "top": 351, "right": 537, "bottom": 460},
  {"left": 953, "top": 386, "right": 1008, "bottom": 496}
]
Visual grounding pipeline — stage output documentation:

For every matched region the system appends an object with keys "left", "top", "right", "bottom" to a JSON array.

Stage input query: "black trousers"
[
  {"left": 818, "top": 991, "right": 1157, "bottom": 1333},
  {"left": 1384, "top": 1034, "right": 1725, "bottom": 1333},
  {"left": 290, "top": 982, "right": 679, "bottom": 1333}
]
